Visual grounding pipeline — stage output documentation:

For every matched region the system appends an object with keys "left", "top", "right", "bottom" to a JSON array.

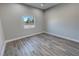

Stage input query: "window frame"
[{"left": 22, "top": 16, "right": 35, "bottom": 29}]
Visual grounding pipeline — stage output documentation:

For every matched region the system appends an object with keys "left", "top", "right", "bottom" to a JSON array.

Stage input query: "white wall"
[
  {"left": 1, "top": 3, "right": 79, "bottom": 55},
  {"left": 0, "top": 3, "right": 44, "bottom": 40},
  {"left": 0, "top": 3, "right": 79, "bottom": 43},
  {"left": 0, "top": 19, "right": 5, "bottom": 55},
  {"left": 45, "top": 3, "right": 79, "bottom": 42}
]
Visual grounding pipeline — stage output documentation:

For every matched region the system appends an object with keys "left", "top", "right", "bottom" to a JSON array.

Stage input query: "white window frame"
[{"left": 22, "top": 16, "right": 35, "bottom": 29}]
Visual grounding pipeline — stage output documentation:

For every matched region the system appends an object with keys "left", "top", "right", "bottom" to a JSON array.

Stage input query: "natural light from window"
[{"left": 22, "top": 16, "right": 35, "bottom": 29}]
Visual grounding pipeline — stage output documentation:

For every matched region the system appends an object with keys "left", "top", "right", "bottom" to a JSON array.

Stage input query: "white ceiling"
[{"left": 25, "top": 3, "right": 59, "bottom": 10}]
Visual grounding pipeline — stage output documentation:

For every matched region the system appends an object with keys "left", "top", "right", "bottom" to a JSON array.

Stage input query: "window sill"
[{"left": 24, "top": 25, "right": 35, "bottom": 29}]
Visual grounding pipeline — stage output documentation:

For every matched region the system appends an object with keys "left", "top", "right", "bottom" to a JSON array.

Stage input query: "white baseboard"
[
  {"left": 0, "top": 32, "right": 43, "bottom": 56},
  {"left": 2, "top": 31, "right": 79, "bottom": 56},
  {"left": 5, "top": 32, "right": 43, "bottom": 43},
  {"left": 5, "top": 31, "right": 79, "bottom": 44},
  {"left": 0, "top": 42, "right": 6, "bottom": 56},
  {"left": 45, "top": 32, "right": 79, "bottom": 43}
]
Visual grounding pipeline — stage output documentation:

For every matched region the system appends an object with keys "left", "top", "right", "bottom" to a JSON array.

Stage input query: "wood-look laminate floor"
[{"left": 4, "top": 33, "right": 79, "bottom": 56}]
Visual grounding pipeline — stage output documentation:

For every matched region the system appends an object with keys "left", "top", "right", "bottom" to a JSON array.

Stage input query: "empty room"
[{"left": 0, "top": 3, "right": 79, "bottom": 56}]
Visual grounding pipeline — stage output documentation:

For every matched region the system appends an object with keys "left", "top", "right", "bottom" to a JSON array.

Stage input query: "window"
[{"left": 22, "top": 16, "right": 35, "bottom": 29}]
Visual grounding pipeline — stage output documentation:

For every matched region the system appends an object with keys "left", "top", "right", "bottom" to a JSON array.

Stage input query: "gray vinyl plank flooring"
[{"left": 4, "top": 33, "right": 79, "bottom": 56}]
